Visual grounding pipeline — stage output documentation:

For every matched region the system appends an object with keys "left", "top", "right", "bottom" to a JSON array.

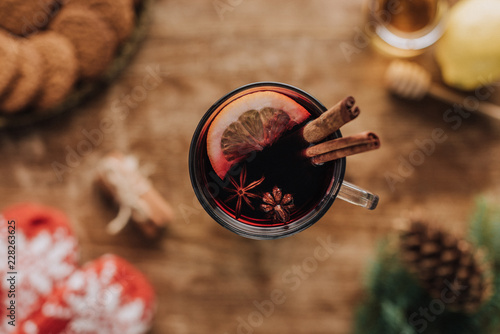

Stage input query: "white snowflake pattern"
[
  {"left": 42, "top": 256, "right": 153, "bottom": 334},
  {"left": 0, "top": 215, "right": 78, "bottom": 333}
]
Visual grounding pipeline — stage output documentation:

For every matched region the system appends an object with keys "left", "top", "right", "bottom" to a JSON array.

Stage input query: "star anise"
[
  {"left": 225, "top": 165, "right": 265, "bottom": 219},
  {"left": 261, "top": 186, "right": 295, "bottom": 223}
]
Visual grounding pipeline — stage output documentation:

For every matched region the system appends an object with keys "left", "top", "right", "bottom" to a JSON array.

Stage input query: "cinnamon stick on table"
[
  {"left": 97, "top": 152, "right": 174, "bottom": 238},
  {"left": 302, "top": 96, "right": 360, "bottom": 144},
  {"left": 305, "top": 131, "right": 380, "bottom": 165}
]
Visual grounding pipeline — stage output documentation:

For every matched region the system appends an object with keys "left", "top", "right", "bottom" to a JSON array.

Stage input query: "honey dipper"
[{"left": 385, "top": 60, "right": 500, "bottom": 121}]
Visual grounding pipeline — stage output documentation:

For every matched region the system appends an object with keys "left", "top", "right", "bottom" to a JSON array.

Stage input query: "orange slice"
[{"left": 207, "top": 91, "right": 311, "bottom": 179}]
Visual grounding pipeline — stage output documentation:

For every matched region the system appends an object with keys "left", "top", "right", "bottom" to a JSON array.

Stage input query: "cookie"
[
  {"left": 31, "top": 32, "right": 78, "bottom": 111},
  {"left": 0, "top": 31, "right": 19, "bottom": 99},
  {"left": 68, "top": 0, "right": 135, "bottom": 43},
  {"left": 0, "top": 40, "right": 43, "bottom": 113},
  {"left": 50, "top": 6, "right": 118, "bottom": 80},
  {"left": 0, "top": 0, "right": 58, "bottom": 36}
]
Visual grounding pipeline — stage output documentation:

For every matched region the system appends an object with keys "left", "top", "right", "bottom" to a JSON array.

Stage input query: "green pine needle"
[
  {"left": 469, "top": 199, "right": 500, "bottom": 267},
  {"left": 354, "top": 200, "right": 500, "bottom": 334}
]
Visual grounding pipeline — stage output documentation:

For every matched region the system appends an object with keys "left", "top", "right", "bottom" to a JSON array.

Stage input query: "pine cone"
[{"left": 400, "top": 220, "right": 493, "bottom": 313}]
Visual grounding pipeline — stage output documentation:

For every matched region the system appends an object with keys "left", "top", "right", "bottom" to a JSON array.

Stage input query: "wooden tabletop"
[{"left": 2, "top": 0, "right": 500, "bottom": 333}]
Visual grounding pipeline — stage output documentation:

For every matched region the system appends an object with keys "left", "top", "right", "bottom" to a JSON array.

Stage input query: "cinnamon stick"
[
  {"left": 97, "top": 152, "right": 174, "bottom": 238},
  {"left": 302, "top": 96, "right": 360, "bottom": 144},
  {"left": 305, "top": 131, "right": 380, "bottom": 165}
]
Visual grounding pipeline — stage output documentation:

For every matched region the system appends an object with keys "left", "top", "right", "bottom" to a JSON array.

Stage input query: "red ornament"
[
  {"left": 0, "top": 203, "right": 79, "bottom": 333},
  {"left": 0, "top": 203, "right": 156, "bottom": 334},
  {"left": 17, "top": 255, "right": 156, "bottom": 334}
]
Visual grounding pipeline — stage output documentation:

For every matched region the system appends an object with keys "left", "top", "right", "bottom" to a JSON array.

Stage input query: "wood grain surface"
[{"left": 1, "top": 0, "right": 500, "bottom": 333}]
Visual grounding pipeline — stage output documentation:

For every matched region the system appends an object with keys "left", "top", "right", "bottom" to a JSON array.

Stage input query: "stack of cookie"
[{"left": 0, "top": 0, "right": 139, "bottom": 115}]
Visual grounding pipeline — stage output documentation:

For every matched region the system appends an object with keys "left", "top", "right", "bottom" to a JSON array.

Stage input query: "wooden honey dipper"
[{"left": 385, "top": 60, "right": 500, "bottom": 121}]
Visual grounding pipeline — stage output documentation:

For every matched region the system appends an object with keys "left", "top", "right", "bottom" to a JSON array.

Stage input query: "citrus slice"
[{"left": 207, "top": 91, "right": 311, "bottom": 179}]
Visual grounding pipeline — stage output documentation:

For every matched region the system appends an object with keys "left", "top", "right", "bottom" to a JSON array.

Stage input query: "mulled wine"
[
  {"left": 206, "top": 121, "right": 336, "bottom": 226},
  {"left": 190, "top": 82, "right": 378, "bottom": 240}
]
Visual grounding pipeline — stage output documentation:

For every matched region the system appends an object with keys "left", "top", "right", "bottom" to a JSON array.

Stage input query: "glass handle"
[{"left": 338, "top": 181, "right": 379, "bottom": 210}]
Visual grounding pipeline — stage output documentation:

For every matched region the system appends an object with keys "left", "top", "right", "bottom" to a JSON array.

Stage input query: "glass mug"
[
  {"left": 367, "top": 0, "right": 448, "bottom": 57},
  {"left": 189, "top": 82, "right": 379, "bottom": 240}
]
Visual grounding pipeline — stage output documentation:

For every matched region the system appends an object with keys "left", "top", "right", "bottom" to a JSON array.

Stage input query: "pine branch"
[
  {"left": 354, "top": 240, "right": 430, "bottom": 334},
  {"left": 469, "top": 199, "right": 500, "bottom": 267},
  {"left": 472, "top": 273, "right": 500, "bottom": 333},
  {"left": 355, "top": 200, "right": 500, "bottom": 334}
]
